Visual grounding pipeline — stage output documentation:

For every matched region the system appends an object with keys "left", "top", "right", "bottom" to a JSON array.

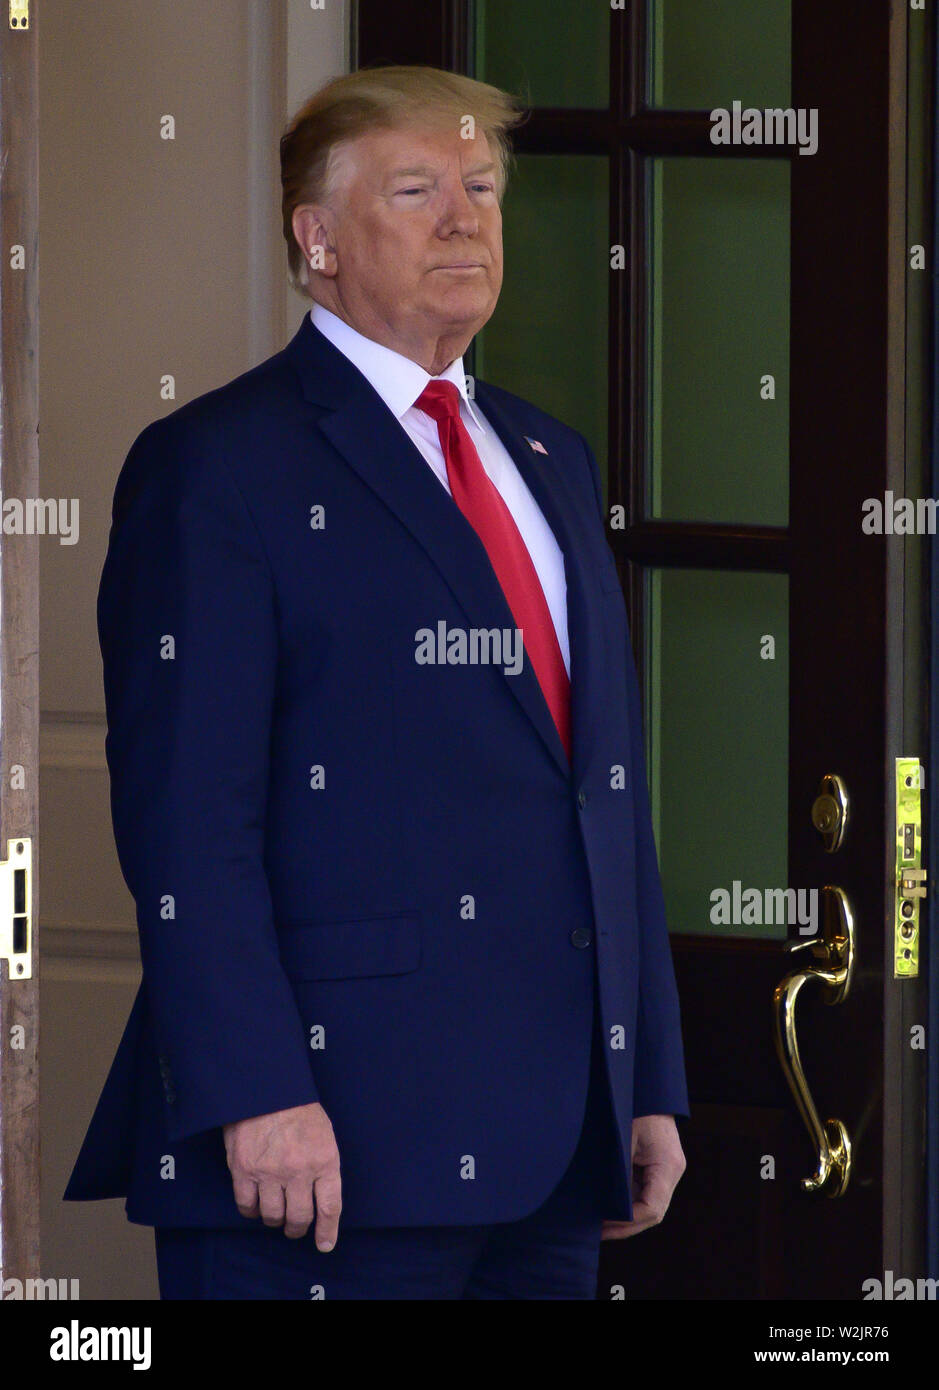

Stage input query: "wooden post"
[{"left": 0, "top": 0, "right": 41, "bottom": 1285}]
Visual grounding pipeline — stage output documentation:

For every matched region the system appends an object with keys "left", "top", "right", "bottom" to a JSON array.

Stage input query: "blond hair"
[{"left": 280, "top": 65, "right": 526, "bottom": 294}]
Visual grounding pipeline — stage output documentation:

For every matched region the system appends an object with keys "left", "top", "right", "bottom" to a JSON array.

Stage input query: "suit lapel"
[{"left": 284, "top": 317, "right": 600, "bottom": 781}]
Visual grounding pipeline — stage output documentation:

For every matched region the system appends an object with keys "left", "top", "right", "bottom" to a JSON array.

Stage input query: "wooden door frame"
[
  {"left": 885, "top": 0, "right": 934, "bottom": 1283},
  {"left": 0, "top": 0, "right": 41, "bottom": 1286},
  {"left": 930, "top": 2, "right": 939, "bottom": 1284}
]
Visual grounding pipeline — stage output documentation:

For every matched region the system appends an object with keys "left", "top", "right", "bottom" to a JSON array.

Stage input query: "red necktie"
[{"left": 416, "top": 381, "right": 571, "bottom": 762}]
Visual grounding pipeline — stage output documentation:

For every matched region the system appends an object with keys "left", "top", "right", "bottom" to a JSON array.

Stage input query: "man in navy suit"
[{"left": 65, "top": 65, "right": 688, "bottom": 1299}]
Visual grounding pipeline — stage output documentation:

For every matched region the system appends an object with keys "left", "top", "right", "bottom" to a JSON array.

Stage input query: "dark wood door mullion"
[
  {"left": 621, "top": 526, "right": 790, "bottom": 571},
  {"left": 626, "top": 113, "right": 794, "bottom": 158},
  {"left": 511, "top": 111, "right": 609, "bottom": 155},
  {"left": 609, "top": 9, "right": 631, "bottom": 624},
  {"left": 514, "top": 112, "right": 794, "bottom": 159},
  {"left": 624, "top": 145, "right": 646, "bottom": 638}
]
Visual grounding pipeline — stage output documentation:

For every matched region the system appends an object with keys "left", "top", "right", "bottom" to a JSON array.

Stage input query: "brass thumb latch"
[
  {"left": 772, "top": 885, "right": 855, "bottom": 1197},
  {"left": 811, "top": 773, "right": 849, "bottom": 853}
]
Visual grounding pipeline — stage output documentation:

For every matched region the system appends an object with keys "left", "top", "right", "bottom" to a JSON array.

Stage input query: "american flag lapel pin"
[{"left": 524, "top": 436, "right": 548, "bottom": 455}]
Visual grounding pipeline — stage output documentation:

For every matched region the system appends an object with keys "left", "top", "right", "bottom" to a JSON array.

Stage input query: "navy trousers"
[{"left": 154, "top": 977, "right": 628, "bottom": 1300}]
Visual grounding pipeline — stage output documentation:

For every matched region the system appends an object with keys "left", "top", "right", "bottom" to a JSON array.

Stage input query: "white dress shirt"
[{"left": 310, "top": 303, "right": 570, "bottom": 675}]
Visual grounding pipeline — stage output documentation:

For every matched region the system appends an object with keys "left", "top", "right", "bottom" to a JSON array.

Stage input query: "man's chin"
[{"left": 424, "top": 297, "right": 498, "bottom": 339}]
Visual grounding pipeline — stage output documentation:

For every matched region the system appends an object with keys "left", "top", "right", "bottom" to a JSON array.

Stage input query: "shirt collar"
[{"left": 310, "top": 304, "right": 486, "bottom": 432}]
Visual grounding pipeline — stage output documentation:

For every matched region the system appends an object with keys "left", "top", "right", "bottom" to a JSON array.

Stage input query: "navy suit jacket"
[{"left": 64, "top": 313, "right": 689, "bottom": 1228}]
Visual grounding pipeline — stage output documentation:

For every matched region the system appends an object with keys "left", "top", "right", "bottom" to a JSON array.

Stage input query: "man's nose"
[{"left": 438, "top": 183, "right": 479, "bottom": 235}]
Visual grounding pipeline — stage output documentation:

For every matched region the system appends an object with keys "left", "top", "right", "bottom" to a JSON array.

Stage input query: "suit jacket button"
[
  {"left": 577, "top": 789, "right": 587, "bottom": 809},
  {"left": 570, "top": 927, "right": 592, "bottom": 949}
]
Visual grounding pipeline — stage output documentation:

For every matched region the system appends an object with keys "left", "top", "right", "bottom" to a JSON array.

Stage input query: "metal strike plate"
[
  {"left": 0, "top": 837, "right": 32, "bottom": 981},
  {"left": 895, "top": 760, "right": 925, "bottom": 979},
  {"left": 9, "top": 0, "right": 28, "bottom": 29}
]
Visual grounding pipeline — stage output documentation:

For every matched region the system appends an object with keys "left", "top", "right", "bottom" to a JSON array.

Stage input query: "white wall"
[{"left": 39, "top": 0, "right": 349, "bottom": 1300}]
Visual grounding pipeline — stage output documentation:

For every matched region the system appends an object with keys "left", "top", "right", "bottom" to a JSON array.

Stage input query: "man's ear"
[{"left": 292, "top": 205, "right": 338, "bottom": 278}]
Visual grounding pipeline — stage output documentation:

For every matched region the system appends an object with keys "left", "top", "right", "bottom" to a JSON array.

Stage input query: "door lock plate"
[
  {"left": 9, "top": 0, "right": 28, "bottom": 28},
  {"left": 895, "top": 759, "right": 925, "bottom": 978},
  {"left": 0, "top": 837, "right": 32, "bottom": 981}
]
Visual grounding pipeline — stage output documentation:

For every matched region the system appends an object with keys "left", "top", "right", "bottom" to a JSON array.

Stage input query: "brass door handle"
[{"left": 772, "top": 886, "right": 855, "bottom": 1196}]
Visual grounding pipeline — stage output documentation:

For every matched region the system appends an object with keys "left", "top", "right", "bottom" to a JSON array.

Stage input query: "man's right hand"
[{"left": 222, "top": 1101, "right": 341, "bottom": 1248}]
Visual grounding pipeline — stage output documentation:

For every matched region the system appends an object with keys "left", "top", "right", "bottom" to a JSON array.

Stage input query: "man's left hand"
[{"left": 600, "top": 1113, "right": 686, "bottom": 1240}]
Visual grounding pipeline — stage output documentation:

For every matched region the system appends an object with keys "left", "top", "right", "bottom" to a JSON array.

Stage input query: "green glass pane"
[
  {"left": 475, "top": 0, "right": 609, "bottom": 109},
  {"left": 647, "top": 158, "right": 789, "bottom": 525},
  {"left": 476, "top": 155, "right": 608, "bottom": 496},
  {"left": 646, "top": 568, "right": 789, "bottom": 939},
  {"left": 648, "top": 0, "right": 791, "bottom": 109}
]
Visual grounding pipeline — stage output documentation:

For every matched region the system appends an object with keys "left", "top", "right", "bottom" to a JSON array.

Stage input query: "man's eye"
[
  {"left": 469, "top": 183, "right": 495, "bottom": 194},
  {"left": 397, "top": 187, "right": 427, "bottom": 196}
]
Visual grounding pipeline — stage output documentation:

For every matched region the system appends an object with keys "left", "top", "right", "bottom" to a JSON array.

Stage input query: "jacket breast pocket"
[{"left": 277, "top": 912, "right": 422, "bottom": 981}]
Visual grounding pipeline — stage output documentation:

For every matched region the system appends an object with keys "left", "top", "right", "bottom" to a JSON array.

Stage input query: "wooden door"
[{"left": 357, "top": 0, "right": 929, "bottom": 1298}]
